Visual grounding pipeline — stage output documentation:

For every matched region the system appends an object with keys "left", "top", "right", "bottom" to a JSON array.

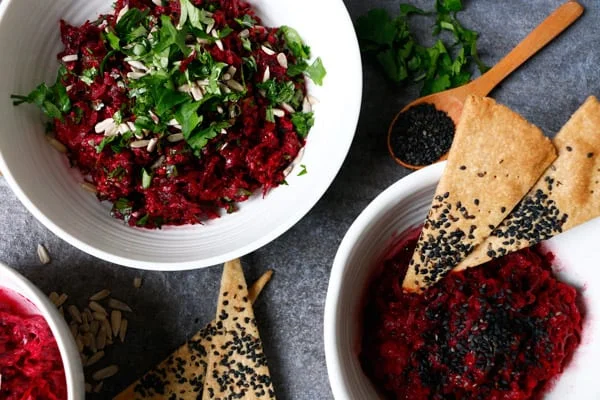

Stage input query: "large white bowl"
[
  {"left": 0, "top": 0, "right": 361, "bottom": 270},
  {"left": 0, "top": 262, "right": 85, "bottom": 399},
  {"left": 324, "top": 162, "right": 600, "bottom": 399}
]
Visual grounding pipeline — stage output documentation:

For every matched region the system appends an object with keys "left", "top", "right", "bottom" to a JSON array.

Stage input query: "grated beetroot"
[
  {"left": 49, "top": 0, "right": 310, "bottom": 228},
  {"left": 0, "top": 288, "right": 67, "bottom": 400},
  {"left": 361, "top": 228, "right": 583, "bottom": 400}
]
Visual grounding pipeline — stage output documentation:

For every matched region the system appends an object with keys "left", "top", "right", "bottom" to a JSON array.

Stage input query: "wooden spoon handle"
[{"left": 470, "top": 1, "right": 584, "bottom": 97}]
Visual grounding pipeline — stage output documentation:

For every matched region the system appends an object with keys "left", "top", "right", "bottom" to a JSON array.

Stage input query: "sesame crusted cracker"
[
  {"left": 403, "top": 96, "right": 556, "bottom": 292},
  {"left": 114, "top": 269, "right": 273, "bottom": 400},
  {"left": 456, "top": 96, "right": 600, "bottom": 270},
  {"left": 203, "top": 259, "right": 276, "bottom": 399}
]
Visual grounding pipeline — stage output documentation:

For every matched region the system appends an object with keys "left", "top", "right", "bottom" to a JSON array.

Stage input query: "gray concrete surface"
[{"left": 1, "top": 0, "right": 599, "bottom": 398}]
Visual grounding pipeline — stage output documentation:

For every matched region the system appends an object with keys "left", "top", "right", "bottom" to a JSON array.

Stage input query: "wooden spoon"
[{"left": 388, "top": 0, "right": 584, "bottom": 170}]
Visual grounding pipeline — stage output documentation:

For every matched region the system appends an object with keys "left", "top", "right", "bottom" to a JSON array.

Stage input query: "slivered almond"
[
  {"left": 277, "top": 53, "right": 288, "bottom": 68},
  {"left": 262, "top": 66, "right": 270, "bottom": 83},
  {"left": 261, "top": 45, "right": 275, "bottom": 55},
  {"left": 37, "top": 244, "right": 50, "bottom": 265}
]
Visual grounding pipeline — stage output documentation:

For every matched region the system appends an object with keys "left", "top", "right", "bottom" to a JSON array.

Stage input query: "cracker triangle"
[
  {"left": 114, "top": 270, "right": 273, "bottom": 400},
  {"left": 403, "top": 96, "right": 556, "bottom": 292},
  {"left": 455, "top": 96, "right": 600, "bottom": 271},
  {"left": 202, "top": 259, "right": 275, "bottom": 400}
]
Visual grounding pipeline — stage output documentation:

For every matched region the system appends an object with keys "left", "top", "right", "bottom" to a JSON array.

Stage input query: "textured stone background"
[{"left": 1, "top": 0, "right": 599, "bottom": 398}]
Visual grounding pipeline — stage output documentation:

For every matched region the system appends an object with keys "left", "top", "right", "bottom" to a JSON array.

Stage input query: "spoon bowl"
[{"left": 388, "top": 0, "right": 584, "bottom": 170}]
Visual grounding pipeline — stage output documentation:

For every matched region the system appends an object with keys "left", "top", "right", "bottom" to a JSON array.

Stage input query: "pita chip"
[
  {"left": 114, "top": 269, "right": 273, "bottom": 400},
  {"left": 455, "top": 96, "right": 600, "bottom": 271},
  {"left": 202, "top": 259, "right": 275, "bottom": 400},
  {"left": 403, "top": 95, "right": 556, "bottom": 292}
]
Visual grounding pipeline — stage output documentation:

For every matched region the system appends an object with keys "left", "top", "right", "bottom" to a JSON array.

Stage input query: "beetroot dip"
[
  {"left": 0, "top": 288, "right": 67, "bottom": 400},
  {"left": 361, "top": 228, "right": 582, "bottom": 400}
]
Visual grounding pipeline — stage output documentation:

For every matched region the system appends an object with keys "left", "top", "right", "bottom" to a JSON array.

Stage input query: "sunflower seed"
[
  {"left": 190, "top": 85, "right": 203, "bottom": 101},
  {"left": 84, "top": 308, "right": 93, "bottom": 323},
  {"left": 96, "top": 326, "right": 107, "bottom": 350},
  {"left": 126, "top": 60, "right": 149, "bottom": 72},
  {"left": 68, "top": 305, "right": 82, "bottom": 323},
  {"left": 118, "top": 123, "right": 131, "bottom": 134},
  {"left": 75, "top": 335, "right": 84, "bottom": 352},
  {"left": 272, "top": 108, "right": 285, "bottom": 118},
  {"left": 133, "top": 277, "right": 143, "bottom": 289},
  {"left": 151, "top": 0, "right": 162, "bottom": 5},
  {"left": 146, "top": 137, "right": 159, "bottom": 152},
  {"left": 56, "top": 293, "right": 68, "bottom": 308},
  {"left": 80, "top": 353, "right": 88, "bottom": 365},
  {"left": 93, "top": 365, "right": 119, "bottom": 381},
  {"left": 116, "top": 5, "right": 129, "bottom": 23},
  {"left": 86, "top": 351, "right": 104, "bottom": 367},
  {"left": 149, "top": 110, "right": 160, "bottom": 124},
  {"left": 227, "top": 66, "right": 237, "bottom": 76},
  {"left": 85, "top": 383, "right": 92, "bottom": 393},
  {"left": 277, "top": 53, "right": 288, "bottom": 68},
  {"left": 281, "top": 102, "right": 295, "bottom": 113},
  {"left": 49, "top": 292, "right": 59, "bottom": 305},
  {"left": 90, "top": 320, "right": 100, "bottom": 336},
  {"left": 61, "top": 54, "right": 79, "bottom": 62},
  {"left": 94, "top": 118, "right": 115, "bottom": 134},
  {"left": 262, "top": 66, "right": 270, "bottom": 83},
  {"left": 81, "top": 182, "right": 98, "bottom": 194},
  {"left": 216, "top": 40, "right": 225, "bottom": 51},
  {"left": 109, "top": 298, "right": 133, "bottom": 312},
  {"left": 225, "top": 79, "right": 244, "bottom": 92},
  {"left": 89, "top": 301, "right": 107, "bottom": 315},
  {"left": 167, "top": 133, "right": 184, "bottom": 143},
  {"left": 302, "top": 96, "right": 312, "bottom": 113},
  {"left": 261, "top": 45, "right": 275, "bottom": 55},
  {"left": 89, "top": 289, "right": 110, "bottom": 302},
  {"left": 307, "top": 94, "right": 320, "bottom": 105},
  {"left": 119, "top": 319, "right": 128, "bottom": 342},
  {"left": 37, "top": 244, "right": 51, "bottom": 264},
  {"left": 111, "top": 310, "right": 122, "bottom": 337},
  {"left": 130, "top": 140, "right": 150, "bottom": 149},
  {"left": 46, "top": 136, "right": 67, "bottom": 153},
  {"left": 177, "top": 84, "right": 191, "bottom": 93},
  {"left": 69, "top": 323, "right": 78, "bottom": 338},
  {"left": 93, "top": 381, "right": 104, "bottom": 393},
  {"left": 222, "top": 73, "right": 232, "bottom": 81},
  {"left": 93, "top": 312, "right": 107, "bottom": 321},
  {"left": 101, "top": 319, "right": 112, "bottom": 340},
  {"left": 239, "top": 29, "right": 249, "bottom": 38},
  {"left": 85, "top": 331, "right": 97, "bottom": 353}
]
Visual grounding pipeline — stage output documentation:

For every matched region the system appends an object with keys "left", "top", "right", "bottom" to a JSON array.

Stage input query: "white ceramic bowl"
[
  {"left": 0, "top": 0, "right": 361, "bottom": 270},
  {"left": 0, "top": 262, "right": 85, "bottom": 399},
  {"left": 324, "top": 162, "right": 600, "bottom": 399}
]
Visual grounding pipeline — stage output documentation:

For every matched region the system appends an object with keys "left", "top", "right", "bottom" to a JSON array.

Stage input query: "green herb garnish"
[
  {"left": 297, "top": 164, "right": 308, "bottom": 176},
  {"left": 356, "top": 1, "right": 487, "bottom": 95}
]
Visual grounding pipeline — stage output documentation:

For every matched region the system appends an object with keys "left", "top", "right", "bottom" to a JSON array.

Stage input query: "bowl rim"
[
  {"left": 0, "top": 0, "right": 363, "bottom": 271},
  {"left": 323, "top": 162, "right": 445, "bottom": 400},
  {"left": 0, "top": 262, "right": 85, "bottom": 399}
]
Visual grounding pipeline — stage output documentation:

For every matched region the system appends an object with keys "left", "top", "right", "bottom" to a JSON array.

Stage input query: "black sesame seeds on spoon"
[{"left": 389, "top": 103, "right": 455, "bottom": 167}]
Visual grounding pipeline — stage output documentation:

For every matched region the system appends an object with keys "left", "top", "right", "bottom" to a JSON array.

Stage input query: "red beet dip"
[
  {"left": 361, "top": 228, "right": 582, "bottom": 400},
  {"left": 0, "top": 288, "right": 67, "bottom": 400}
]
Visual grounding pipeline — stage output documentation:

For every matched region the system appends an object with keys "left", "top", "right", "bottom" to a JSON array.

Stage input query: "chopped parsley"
[
  {"left": 297, "top": 164, "right": 308, "bottom": 176},
  {"left": 356, "top": 1, "right": 487, "bottom": 95},
  {"left": 291, "top": 112, "right": 314, "bottom": 138}
]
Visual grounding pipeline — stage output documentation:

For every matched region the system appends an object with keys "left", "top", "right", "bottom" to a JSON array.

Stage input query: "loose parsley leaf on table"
[{"left": 356, "top": 1, "right": 487, "bottom": 95}]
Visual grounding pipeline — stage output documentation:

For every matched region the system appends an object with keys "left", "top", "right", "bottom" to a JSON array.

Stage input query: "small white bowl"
[
  {"left": 324, "top": 162, "right": 600, "bottom": 399},
  {"left": 0, "top": 0, "right": 361, "bottom": 270},
  {"left": 0, "top": 262, "right": 85, "bottom": 399}
]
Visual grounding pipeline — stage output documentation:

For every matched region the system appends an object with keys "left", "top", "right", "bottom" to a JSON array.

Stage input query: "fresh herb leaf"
[
  {"left": 291, "top": 112, "right": 314, "bottom": 138},
  {"left": 104, "top": 30, "right": 121, "bottom": 50},
  {"left": 11, "top": 66, "right": 71, "bottom": 119},
  {"left": 115, "top": 8, "right": 148, "bottom": 38},
  {"left": 357, "top": 3, "right": 488, "bottom": 95},
  {"left": 305, "top": 57, "right": 326, "bottom": 85},
  {"left": 95, "top": 135, "right": 117, "bottom": 153},
  {"left": 155, "top": 89, "right": 189, "bottom": 115},
  {"left": 113, "top": 110, "right": 123, "bottom": 124},
  {"left": 179, "top": 0, "right": 212, "bottom": 30},
  {"left": 241, "top": 36, "right": 252, "bottom": 52},
  {"left": 297, "top": 164, "right": 308, "bottom": 176},
  {"left": 287, "top": 61, "right": 307, "bottom": 77},
  {"left": 108, "top": 166, "right": 126, "bottom": 179},
  {"left": 257, "top": 79, "right": 295, "bottom": 105},
  {"left": 265, "top": 107, "right": 275, "bottom": 123},
  {"left": 399, "top": 4, "right": 429, "bottom": 16},
  {"left": 136, "top": 214, "right": 150, "bottom": 226},
  {"left": 141, "top": 168, "right": 152, "bottom": 189},
  {"left": 176, "top": 101, "right": 203, "bottom": 139},
  {"left": 186, "top": 121, "right": 229, "bottom": 154},
  {"left": 235, "top": 15, "right": 256, "bottom": 28},
  {"left": 280, "top": 26, "right": 311, "bottom": 60},
  {"left": 112, "top": 197, "right": 133, "bottom": 218},
  {"left": 156, "top": 15, "right": 189, "bottom": 56}
]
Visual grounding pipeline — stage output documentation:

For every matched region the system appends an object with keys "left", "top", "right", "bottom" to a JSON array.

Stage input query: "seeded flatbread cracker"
[
  {"left": 403, "top": 95, "right": 556, "bottom": 292},
  {"left": 113, "top": 269, "right": 273, "bottom": 400},
  {"left": 203, "top": 259, "right": 275, "bottom": 400},
  {"left": 455, "top": 96, "right": 600, "bottom": 271}
]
